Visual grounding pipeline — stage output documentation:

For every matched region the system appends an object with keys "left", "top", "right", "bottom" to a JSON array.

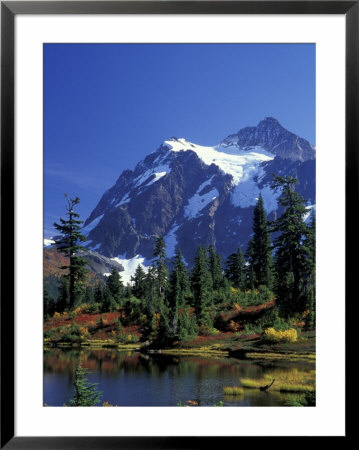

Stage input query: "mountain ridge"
[{"left": 81, "top": 118, "right": 315, "bottom": 278}]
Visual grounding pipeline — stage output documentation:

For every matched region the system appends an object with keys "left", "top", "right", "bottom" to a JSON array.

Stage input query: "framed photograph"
[{"left": 1, "top": 0, "right": 352, "bottom": 446}]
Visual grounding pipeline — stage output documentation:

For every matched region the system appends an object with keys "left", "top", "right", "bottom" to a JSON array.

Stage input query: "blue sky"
[{"left": 44, "top": 43, "right": 315, "bottom": 237}]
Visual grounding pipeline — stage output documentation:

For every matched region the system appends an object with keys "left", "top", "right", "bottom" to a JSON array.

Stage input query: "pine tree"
[
  {"left": 270, "top": 175, "right": 311, "bottom": 316},
  {"left": 167, "top": 249, "right": 190, "bottom": 335},
  {"left": 107, "top": 268, "right": 124, "bottom": 305},
  {"left": 208, "top": 245, "right": 224, "bottom": 291},
  {"left": 94, "top": 283, "right": 104, "bottom": 304},
  {"left": 101, "top": 286, "right": 117, "bottom": 312},
  {"left": 225, "top": 247, "right": 245, "bottom": 289},
  {"left": 54, "top": 195, "right": 88, "bottom": 309},
  {"left": 191, "top": 247, "right": 212, "bottom": 326},
  {"left": 69, "top": 363, "right": 102, "bottom": 406},
  {"left": 131, "top": 265, "right": 147, "bottom": 299},
  {"left": 84, "top": 285, "right": 95, "bottom": 305},
  {"left": 153, "top": 236, "right": 168, "bottom": 299},
  {"left": 56, "top": 276, "right": 70, "bottom": 312},
  {"left": 250, "top": 194, "right": 274, "bottom": 288},
  {"left": 44, "top": 289, "right": 55, "bottom": 320},
  {"left": 303, "top": 215, "right": 316, "bottom": 328},
  {"left": 244, "top": 239, "right": 255, "bottom": 290},
  {"left": 156, "top": 303, "right": 172, "bottom": 347}
]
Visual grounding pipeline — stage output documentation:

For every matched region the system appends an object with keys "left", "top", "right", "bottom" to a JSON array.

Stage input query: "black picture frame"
[{"left": 1, "top": 1, "right": 353, "bottom": 447}]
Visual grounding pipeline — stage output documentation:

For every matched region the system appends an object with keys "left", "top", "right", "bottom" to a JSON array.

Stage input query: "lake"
[{"left": 44, "top": 347, "right": 314, "bottom": 406}]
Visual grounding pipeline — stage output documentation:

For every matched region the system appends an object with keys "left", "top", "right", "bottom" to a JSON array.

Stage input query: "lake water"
[{"left": 44, "top": 348, "right": 314, "bottom": 406}]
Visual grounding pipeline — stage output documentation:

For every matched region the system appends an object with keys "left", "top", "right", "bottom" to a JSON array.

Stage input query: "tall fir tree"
[
  {"left": 225, "top": 247, "right": 245, "bottom": 289},
  {"left": 101, "top": 286, "right": 117, "bottom": 312},
  {"left": 53, "top": 195, "right": 88, "bottom": 309},
  {"left": 153, "top": 236, "right": 168, "bottom": 299},
  {"left": 131, "top": 264, "right": 147, "bottom": 299},
  {"left": 249, "top": 194, "right": 274, "bottom": 288},
  {"left": 107, "top": 268, "right": 124, "bottom": 305},
  {"left": 270, "top": 175, "right": 311, "bottom": 316},
  {"left": 84, "top": 285, "right": 95, "bottom": 305},
  {"left": 44, "top": 289, "right": 55, "bottom": 320},
  {"left": 94, "top": 282, "right": 104, "bottom": 304},
  {"left": 69, "top": 363, "right": 102, "bottom": 406},
  {"left": 208, "top": 245, "right": 224, "bottom": 290},
  {"left": 191, "top": 247, "right": 212, "bottom": 326},
  {"left": 244, "top": 239, "right": 255, "bottom": 290},
  {"left": 56, "top": 276, "right": 70, "bottom": 312},
  {"left": 168, "top": 249, "right": 190, "bottom": 335},
  {"left": 303, "top": 214, "right": 316, "bottom": 328}
]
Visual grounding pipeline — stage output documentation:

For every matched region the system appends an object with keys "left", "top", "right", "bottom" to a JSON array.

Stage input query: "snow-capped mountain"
[{"left": 82, "top": 118, "right": 315, "bottom": 277}]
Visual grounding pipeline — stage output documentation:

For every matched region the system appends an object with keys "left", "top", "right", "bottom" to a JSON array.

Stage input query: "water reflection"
[{"left": 44, "top": 348, "right": 314, "bottom": 406}]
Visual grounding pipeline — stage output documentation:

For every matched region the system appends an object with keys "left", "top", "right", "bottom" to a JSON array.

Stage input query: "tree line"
[{"left": 44, "top": 175, "right": 315, "bottom": 345}]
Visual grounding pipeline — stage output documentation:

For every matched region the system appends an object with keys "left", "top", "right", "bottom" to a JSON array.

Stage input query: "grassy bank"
[{"left": 240, "top": 367, "right": 315, "bottom": 393}]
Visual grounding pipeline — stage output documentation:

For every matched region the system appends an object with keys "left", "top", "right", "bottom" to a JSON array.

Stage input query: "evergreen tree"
[
  {"left": 56, "top": 276, "right": 70, "bottom": 312},
  {"left": 244, "top": 239, "right": 255, "bottom": 290},
  {"left": 53, "top": 195, "right": 88, "bottom": 309},
  {"left": 208, "top": 245, "right": 224, "bottom": 290},
  {"left": 303, "top": 215, "right": 316, "bottom": 328},
  {"left": 69, "top": 363, "right": 102, "bottom": 406},
  {"left": 167, "top": 249, "right": 190, "bottom": 335},
  {"left": 156, "top": 303, "right": 172, "bottom": 347},
  {"left": 101, "top": 286, "right": 117, "bottom": 312},
  {"left": 225, "top": 247, "right": 245, "bottom": 289},
  {"left": 144, "top": 265, "right": 157, "bottom": 314},
  {"left": 177, "top": 308, "right": 197, "bottom": 343},
  {"left": 153, "top": 236, "right": 168, "bottom": 299},
  {"left": 270, "top": 175, "right": 311, "bottom": 315},
  {"left": 191, "top": 247, "right": 212, "bottom": 326},
  {"left": 94, "top": 283, "right": 104, "bottom": 304},
  {"left": 44, "top": 289, "right": 55, "bottom": 320},
  {"left": 250, "top": 194, "right": 274, "bottom": 288},
  {"left": 107, "top": 268, "right": 124, "bottom": 305},
  {"left": 131, "top": 265, "right": 147, "bottom": 299},
  {"left": 84, "top": 285, "right": 95, "bottom": 305}
]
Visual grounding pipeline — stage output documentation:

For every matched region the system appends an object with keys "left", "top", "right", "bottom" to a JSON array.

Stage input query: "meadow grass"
[
  {"left": 245, "top": 352, "right": 315, "bottom": 362},
  {"left": 162, "top": 347, "right": 228, "bottom": 356},
  {"left": 223, "top": 386, "right": 244, "bottom": 396},
  {"left": 240, "top": 368, "right": 315, "bottom": 393}
]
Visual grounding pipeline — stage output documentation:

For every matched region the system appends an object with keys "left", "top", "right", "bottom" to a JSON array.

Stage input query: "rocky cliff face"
[{"left": 82, "top": 118, "right": 315, "bottom": 269}]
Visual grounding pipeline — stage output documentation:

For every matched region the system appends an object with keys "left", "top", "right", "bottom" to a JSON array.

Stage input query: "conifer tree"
[
  {"left": 94, "top": 283, "right": 104, "bottom": 304},
  {"left": 84, "top": 285, "right": 95, "bottom": 305},
  {"left": 225, "top": 247, "right": 245, "bottom": 289},
  {"left": 191, "top": 247, "right": 212, "bottom": 325},
  {"left": 153, "top": 236, "right": 168, "bottom": 299},
  {"left": 107, "top": 268, "right": 124, "bottom": 305},
  {"left": 44, "top": 289, "right": 55, "bottom": 320},
  {"left": 208, "top": 245, "right": 224, "bottom": 290},
  {"left": 270, "top": 175, "right": 310, "bottom": 315},
  {"left": 54, "top": 195, "right": 88, "bottom": 309},
  {"left": 131, "top": 265, "right": 147, "bottom": 299},
  {"left": 303, "top": 215, "right": 316, "bottom": 327},
  {"left": 168, "top": 249, "right": 190, "bottom": 335},
  {"left": 156, "top": 303, "right": 172, "bottom": 347},
  {"left": 70, "top": 363, "right": 102, "bottom": 406},
  {"left": 245, "top": 239, "right": 255, "bottom": 290},
  {"left": 101, "top": 286, "right": 117, "bottom": 312},
  {"left": 56, "top": 276, "right": 70, "bottom": 312},
  {"left": 250, "top": 194, "right": 274, "bottom": 288}
]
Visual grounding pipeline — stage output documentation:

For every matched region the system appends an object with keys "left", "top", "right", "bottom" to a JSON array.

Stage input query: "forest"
[{"left": 44, "top": 175, "right": 315, "bottom": 352}]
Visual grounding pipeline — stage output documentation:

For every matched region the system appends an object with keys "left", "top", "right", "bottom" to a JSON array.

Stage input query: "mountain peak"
[
  {"left": 258, "top": 117, "right": 280, "bottom": 127},
  {"left": 221, "top": 118, "right": 315, "bottom": 162}
]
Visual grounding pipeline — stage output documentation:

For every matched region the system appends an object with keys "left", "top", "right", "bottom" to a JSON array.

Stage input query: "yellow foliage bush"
[
  {"left": 79, "top": 327, "right": 89, "bottom": 337},
  {"left": 228, "top": 320, "right": 240, "bottom": 332},
  {"left": 53, "top": 311, "right": 68, "bottom": 319},
  {"left": 263, "top": 327, "right": 298, "bottom": 343}
]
